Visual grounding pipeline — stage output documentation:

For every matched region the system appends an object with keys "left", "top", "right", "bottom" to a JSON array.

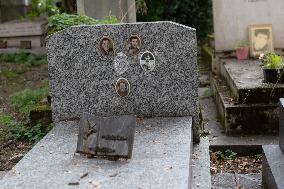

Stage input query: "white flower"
[{"left": 259, "top": 53, "right": 265, "bottom": 59}]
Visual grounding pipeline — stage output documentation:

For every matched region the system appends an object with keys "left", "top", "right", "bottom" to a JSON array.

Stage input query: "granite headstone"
[{"left": 47, "top": 22, "right": 200, "bottom": 143}]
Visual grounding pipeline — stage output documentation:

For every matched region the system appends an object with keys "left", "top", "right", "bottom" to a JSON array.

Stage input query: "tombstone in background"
[
  {"left": 0, "top": 0, "right": 30, "bottom": 23},
  {"left": 0, "top": 19, "right": 47, "bottom": 49},
  {"left": 213, "top": 0, "right": 284, "bottom": 52},
  {"left": 76, "top": 0, "right": 136, "bottom": 23},
  {"left": 47, "top": 21, "right": 200, "bottom": 143}
]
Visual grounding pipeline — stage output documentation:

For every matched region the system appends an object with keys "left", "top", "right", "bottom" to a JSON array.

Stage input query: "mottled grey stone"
[
  {"left": 191, "top": 137, "right": 211, "bottom": 189},
  {"left": 262, "top": 145, "right": 284, "bottom": 189},
  {"left": 76, "top": 113, "right": 136, "bottom": 158},
  {"left": 0, "top": 117, "right": 193, "bottom": 189},
  {"left": 212, "top": 173, "right": 262, "bottom": 189},
  {"left": 47, "top": 21, "right": 200, "bottom": 143},
  {"left": 280, "top": 99, "right": 284, "bottom": 152}
]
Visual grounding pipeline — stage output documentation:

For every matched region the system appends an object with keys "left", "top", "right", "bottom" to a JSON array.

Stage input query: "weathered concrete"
[
  {"left": 0, "top": 171, "right": 7, "bottom": 180},
  {"left": 211, "top": 76, "right": 279, "bottom": 135},
  {"left": 213, "top": 0, "right": 284, "bottom": 51},
  {"left": 0, "top": 20, "right": 47, "bottom": 37},
  {"left": 212, "top": 173, "right": 262, "bottom": 189},
  {"left": 0, "top": 19, "right": 47, "bottom": 48},
  {"left": 47, "top": 22, "right": 200, "bottom": 143},
  {"left": 0, "top": 117, "right": 193, "bottom": 189},
  {"left": 262, "top": 145, "right": 284, "bottom": 189},
  {"left": 191, "top": 137, "right": 211, "bottom": 189},
  {"left": 220, "top": 59, "right": 284, "bottom": 104},
  {"left": 77, "top": 0, "right": 136, "bottom": 22}
]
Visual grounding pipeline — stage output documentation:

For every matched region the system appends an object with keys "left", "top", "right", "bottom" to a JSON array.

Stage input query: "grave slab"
[
  {"left": 191, "top": 137, "right": 211, "bottom": 189},
  {"left": 262, "top": 145, "right": 284, "bottom": 189},
  {"left": 211, "top": 75, "right": 278, "bottom": 135},
  {"left": 219, "top": 59, "right": 284, "bottom": 104},
  {"left": 0, "top": 117, "right": 193, "bottom": 189}
]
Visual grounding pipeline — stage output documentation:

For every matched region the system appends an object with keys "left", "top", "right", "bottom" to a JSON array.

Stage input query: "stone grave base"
[
  {"left": 211, "top": 59, "right": 280, "bottom": 135},
  {"left": 262, "top": 145, "right": 284, "bottom": 189},
  {"left": 0, "top": 117, "right": 194, "bottom": 189}
]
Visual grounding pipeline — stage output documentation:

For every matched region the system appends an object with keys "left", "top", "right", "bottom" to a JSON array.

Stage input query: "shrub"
[
  {"left": 0, "top": 52, "right": 48, "bottom": 66},
  {"left": 47, "top": 13, "right": 119, "bottom": 35},
  {"left": 137, "top": 0, "right": 213, "bottom": 41},
  {"left": 0, "top": 114, "right": 52, "bottom": 143},
  {"left": 9, "top": 86, "right": 50, "bottom": 115}
]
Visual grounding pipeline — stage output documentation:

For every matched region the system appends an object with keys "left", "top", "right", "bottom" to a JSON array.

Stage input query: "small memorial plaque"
[
  {"left": 76, "top": 113, "right": 136, "bottom": 158},
  {"left": 140, "top": 51, "right": 155, "bottom": 72},
  {"left": 115, "top": 78, "right": 130, "bottom": 97}
]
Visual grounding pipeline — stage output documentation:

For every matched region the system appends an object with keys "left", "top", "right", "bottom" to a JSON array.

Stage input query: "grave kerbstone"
[
  {"left": 279, "top": 99, "right": 284, "bottom": 152},
  {"left": 47, "top": 21, "right": 200, "bottom": 143}
]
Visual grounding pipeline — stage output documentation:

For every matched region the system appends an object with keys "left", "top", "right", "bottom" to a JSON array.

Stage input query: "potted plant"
[
  {"left": 260, "top": 52, "right": 284, "bottom": 83},
  {"left": 235, "top": 41, "right": 249, "bottom": 60},
  {"left": 0, "top": 40, "right": 7, "bottom": 49}
]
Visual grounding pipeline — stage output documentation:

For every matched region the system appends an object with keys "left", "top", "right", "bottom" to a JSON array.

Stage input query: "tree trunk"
[{"left": 62, "top": 0, "right": 77, "bottom": 13}]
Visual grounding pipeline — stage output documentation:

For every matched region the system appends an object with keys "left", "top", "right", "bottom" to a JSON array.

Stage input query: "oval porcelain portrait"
[
  {"left": 140, "top": 51, "right": 155, "bottom": 72},
  {"left": 115, "top": 78, "right": 130, "bottom": 97},
  {"left": 126, "top": 34, "right": 141, "bottom": 56},
  {"left": 99, "top": 36, "right": 114, "bottom": 56}
]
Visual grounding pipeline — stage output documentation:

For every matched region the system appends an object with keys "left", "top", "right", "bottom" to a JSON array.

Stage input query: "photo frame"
[
  {"left": 125, "top": 34, "right": 141, "bottom": 55},
  {"left": 249, "top": 24, "right": 274, "bottom": 58},
  {"left": 99, "top": 36, "right": 114, "bottom": 56}
]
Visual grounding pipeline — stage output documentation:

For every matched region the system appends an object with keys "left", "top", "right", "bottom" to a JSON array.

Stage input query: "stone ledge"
[
  {"left": 220, "top": 59, "right": 284, "bottom": 104},
  {"left": 191, "top": 137, "right": 211, "bottom": 189},
  {"left": 211, "top": 76, "right": 278, "bottom": 135},
  {"left": 0, "top": 117, "right": 193, "bottom": 189},
  {"left": 262, "top": 145, "right": 284, "bottom": 189}
]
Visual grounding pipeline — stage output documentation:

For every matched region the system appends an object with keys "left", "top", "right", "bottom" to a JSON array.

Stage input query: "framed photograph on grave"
[
  {"left": 99, "top": 36, "right": 114, "bottom": 56},
  {"left": 249, "top": 24, "right": 274, "bottom": 58},
  {"left": 126, "top": 34, "right": 141, "bottom": 55}
]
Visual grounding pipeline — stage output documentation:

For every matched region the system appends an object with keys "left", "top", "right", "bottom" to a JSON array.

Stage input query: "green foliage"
[
  {"left": 137, "top": 0, "right": 213, "bottom": 41},
  {"left": 215, "top": 150, "right": 237, "bottom": 160},
  {"left": 199, "top": 88, "right": 213, "bottom": 99},
  {"left": 48, "top": 13, "right": 119, "bottom": 35},
  {"left": 0, "top": 114, "right": 53, "bottom": 143},
  {"left": 255, "top": 154, "right": 262, "bottom": 161},
  {"left": 9, "top": 87, "right": 50, "bottom": 115},
  {"left": 27, "top": 0, "right": 60, "bottom": 18},
  {"left": 0, "top": 71, "right": 19, "bottom": 80},
  {"left": 200, "top": 129, "right": 210, "bottom": 138},
  {"left": 0, "top": 52, "right": 47, "bottom": 66},
  {"left": 261, "top": 52, "right": 284, "bottom": 69}
]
